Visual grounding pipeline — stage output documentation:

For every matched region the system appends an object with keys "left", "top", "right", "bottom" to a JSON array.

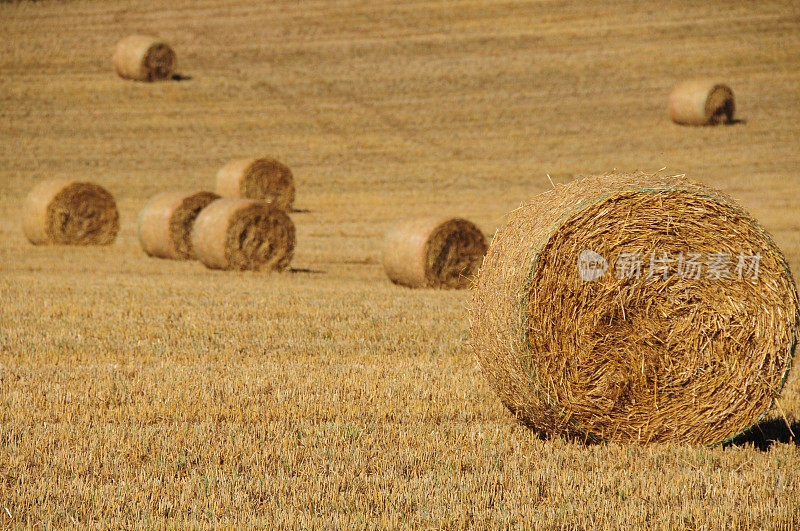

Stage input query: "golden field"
[{"left": 1, "top": 0, "right": 799, "bottom": 527}]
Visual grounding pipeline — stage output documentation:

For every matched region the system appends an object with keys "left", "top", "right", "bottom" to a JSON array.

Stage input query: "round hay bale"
[
  {"left": 669, "top": 80, "right": 735, "bottom": 126},
  {"left": 383, "top": 217, "right": 487, "bottom": 289},
  {"left": 470, "top": 171, "right": 799, "bottom": 445},
  {"left": 138, "top": 190, "right": 220, "bottom": 260},
  {"left": 22, "top": 180, "right": 119, "bottom": 246},
  {"left": 215, "top": 158, "right": 295, "bottom": 211},
  {"left": 191, "top": 198, "right": 295, "bottom": 271},
  {"left": 113, "top": 34, "right": 176, "bottom": 82}
]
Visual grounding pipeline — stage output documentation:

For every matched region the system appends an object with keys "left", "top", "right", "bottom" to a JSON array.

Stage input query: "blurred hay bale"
[
  {"left": 138, "top": 190, "right": 219, "bottom": 260},
  {"left": 215, "top": 158, "right": 295, "bottom": 211},
  {"left": 22, "top": 180, "right": 119, "bottom": 245},
  {"left": 191, "top": 198, "right": 295, "bottom": 271},
  {"left": 113, "top": 34, "right": 176, "bottom": 82},
  {"left": 471, "top": 171, "right": 800, "bottom": 445},
  {"left": 383, "top": 217, "right": 487, "bottom": 289},
  {"left": 669, "top": 80, "right": 735, "bottom": 125}
]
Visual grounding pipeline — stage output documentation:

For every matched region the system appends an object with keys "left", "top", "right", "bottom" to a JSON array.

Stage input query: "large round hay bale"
[
  {"left": 471, "top": 171, "right": 799, "bottom": 445},
  {"left": 383, "top": 217, "right": 487, "bottom": 289},
  {"left": 138, "top": 190, "right": 220, "bottom": 260},
  {"left": 22, "top": 180, "right": 119, "bottom": 246},
  {"left": 113, "top": 34, "right": 177, "bottom": 82},
  {"left": 191, "top": 198, "right": 295, "bottom": 271},
  {"left": 669, "top": 80, "right": 735, "bottom": 126},
  {"left": 215, "top": 158, "right": 295, "bottom": 211}
]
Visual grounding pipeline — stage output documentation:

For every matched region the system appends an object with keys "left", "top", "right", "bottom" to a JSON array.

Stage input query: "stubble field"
[{"left": 1, "top": 0, "right": 800, "bottom": 527}]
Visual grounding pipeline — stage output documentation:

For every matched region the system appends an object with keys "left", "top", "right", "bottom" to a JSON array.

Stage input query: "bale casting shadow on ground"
[{"left": 725, "top": 419, "right": 800, "bottom": 451}]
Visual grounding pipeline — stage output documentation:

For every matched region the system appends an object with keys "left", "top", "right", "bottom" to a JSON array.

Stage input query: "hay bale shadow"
[
  {"left": 171, "top": 73, "right": 192, "bottom": 81},
  {"left": 290, "top": 267, "right": 324, "bottom": 274},
  {"left": 725, "top": 419, "right": 799, "bottom": 451}
]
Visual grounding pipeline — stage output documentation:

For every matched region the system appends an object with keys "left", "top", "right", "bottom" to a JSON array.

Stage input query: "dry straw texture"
[
  {"left": 215, "top": 158, "right": 295, "bottom": 211},
  {"left": 22, "top": 180, "right": 119, "bottom": 246},
  {"left": 138, "top": 190, "right": 219, "bottom": 260},
  {"left": 471, "top": 171, "right": 800, "bottom": 445},
  {"left": 191, "top": 198, "right": 295, "bottom": 271},
  {"left": 112, "top": 34, "right": 176, "bottom": 82},
  {"left": 669, "top": 80, "right": 735, "bottom": 126},
  {"left": 383, "top": 217, "right": 487, "bottom": 289}
]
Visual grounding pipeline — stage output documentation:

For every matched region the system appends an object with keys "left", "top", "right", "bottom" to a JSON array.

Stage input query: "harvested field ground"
[{"left": 1, "top": 0, "right": 799, "bottom": 527}]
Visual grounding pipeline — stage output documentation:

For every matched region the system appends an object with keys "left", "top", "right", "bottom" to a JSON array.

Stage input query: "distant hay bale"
[
  {"left": 22, "top": 180, "right": 119, "bottom": 246},
  {"left": 113, "top": 34, "right": 177, "bottom": 82},
  {"left": 471, "top": 171, "right": 800, "bottom": 445},
  {"left": 669, "top": 80, "right": 735, "bottom": 126},
  {"left": 215, "top": 158, "right": 295, "bottom": 211},
  {"left": 191, "top": 198, "right": 295, "bottom": 271},
  {"left": 383, "top": 217, "right": 487, "bottom": 289},
  {"left": 138, "top": 190, "right": 220, "bottom": 260}
]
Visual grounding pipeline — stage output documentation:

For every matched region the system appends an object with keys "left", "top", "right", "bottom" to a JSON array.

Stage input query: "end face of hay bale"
[
  {"left": 113, "top": 34, "right": 177, "bottom": 82},
  {"left": 383, "top": 217, "right": 487, "bottom": 289},
  {"left": 471, "top": 172, "right": 799, "bottom": 445},
  {"left": 215, "top": 158, "right": 295, "bottom": 211},
  {"left": 669, "top": 80, "right": 735, "bottom": 126},
  {"left": 191, "top": 198, "right": 295, "bottom": 271},
  {"left": 138, "top": 190, "right": 220, "bottom": 260},
  {"left": 22, "top": 180, "right": 119, "bottom": 246}
]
